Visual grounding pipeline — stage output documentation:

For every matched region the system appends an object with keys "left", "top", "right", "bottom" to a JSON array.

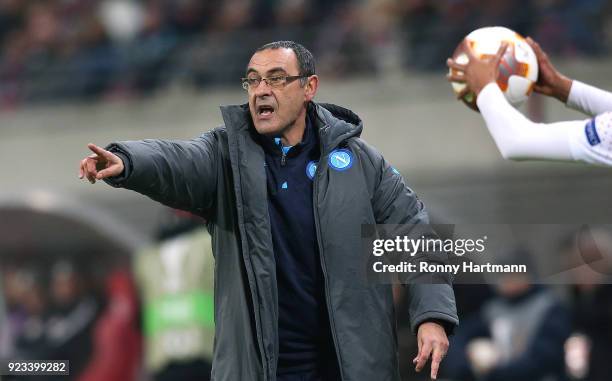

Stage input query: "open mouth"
[{"left": 257, "top": 105, "right": 275, "bottom": 116}]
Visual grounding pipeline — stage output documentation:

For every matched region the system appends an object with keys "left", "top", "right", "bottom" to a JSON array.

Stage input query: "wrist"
[
  {"left": 109, "top": 151, "right": 129, "bottom": 180},
  {"left": 554, "top": 76, "right": 572, "bottom": 103},
  {"left": 474, "top": 79, "right": 496, "bottom": 97},
  {"left": 418, "top": 318, "right": 453, "bottom": 336},
  {"left": 475, "top": 81, "right": 498, "bottom": 100}
]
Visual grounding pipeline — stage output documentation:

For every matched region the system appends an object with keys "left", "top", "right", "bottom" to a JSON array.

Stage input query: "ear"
[{"left": 304, "top": 75, "right": 319, "bottom": 102}]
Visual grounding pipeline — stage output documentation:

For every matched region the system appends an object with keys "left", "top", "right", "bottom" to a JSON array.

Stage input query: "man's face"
[{"left": 246, "top": 48, "right": 310, "bottom": 136}]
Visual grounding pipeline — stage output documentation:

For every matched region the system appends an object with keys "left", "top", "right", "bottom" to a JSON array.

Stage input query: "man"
[
  {"left": 446, "top": 37, "right": 612, "bottom": 166},
  {"left": 79, "top": 41, "right": 458, "bottom": 381}
]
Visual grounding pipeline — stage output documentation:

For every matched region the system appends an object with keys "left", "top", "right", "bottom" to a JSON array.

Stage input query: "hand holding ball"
[{"left": 448, "top": 27, "right": 539, "bottom": 111}]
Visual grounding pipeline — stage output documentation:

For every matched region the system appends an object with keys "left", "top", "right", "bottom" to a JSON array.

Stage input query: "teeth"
[{"left": 259, "top": 107, "right": 273, "bottom": 115}]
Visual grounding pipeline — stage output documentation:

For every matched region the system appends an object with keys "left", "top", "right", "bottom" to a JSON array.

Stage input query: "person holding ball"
[{"left": 447, "top": 37, "right": 612, "bottom": 166}]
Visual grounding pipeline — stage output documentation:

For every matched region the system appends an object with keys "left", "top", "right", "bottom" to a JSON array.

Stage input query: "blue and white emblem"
[
  {"left": 328, "top": 149, "right": 353, "bottom": 171},
  {"left": 585, "top": 118, "right": 601, "bottom": 146},
  {"left": 306, "top": 160, "right": 318, "bottom": 180}
]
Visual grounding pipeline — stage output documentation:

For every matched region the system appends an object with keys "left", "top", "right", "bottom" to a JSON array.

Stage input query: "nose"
[{"left": 252, "top": 79, "right": 272, "bottom": 97}]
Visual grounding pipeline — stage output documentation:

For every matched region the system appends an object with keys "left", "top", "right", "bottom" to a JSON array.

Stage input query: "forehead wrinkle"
[
  {"left": 247, "top": 49, "right": 298, "bottom": 75},
  {"left": 250, "top": 56, "right": 290, "bottom": 67},
  {"left": 246, "top": 66, "right": 288, "bottom": 76},
  {"left": 247, "top": 59, "right": 289, "bottom": 74}
]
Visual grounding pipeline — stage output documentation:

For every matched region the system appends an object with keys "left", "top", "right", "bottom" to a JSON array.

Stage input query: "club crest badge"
[
  {"left": 306, "top": 161, "right": 318, "bottom": 180},
  {"left": 328, "top": 149, "right": 353, "bottom": 171}
]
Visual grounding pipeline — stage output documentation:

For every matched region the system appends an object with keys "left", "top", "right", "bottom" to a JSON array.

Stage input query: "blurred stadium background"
[{"left": 1, "top": 0, "right": 612, "bottom": 380}]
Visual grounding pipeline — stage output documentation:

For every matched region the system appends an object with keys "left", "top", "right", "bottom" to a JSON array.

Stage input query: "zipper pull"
[{"left": 281, "top": 151, "right": 287, "bottom": 166}]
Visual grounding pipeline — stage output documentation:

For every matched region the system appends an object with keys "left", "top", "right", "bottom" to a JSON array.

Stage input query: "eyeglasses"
[{"left": 241, "top": 75, "right": 307, "bottom": 90}]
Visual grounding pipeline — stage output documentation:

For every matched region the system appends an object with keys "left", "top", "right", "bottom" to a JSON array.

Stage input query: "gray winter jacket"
[{"left": 105, "top": 102, "right": 458, "bottom": 381}]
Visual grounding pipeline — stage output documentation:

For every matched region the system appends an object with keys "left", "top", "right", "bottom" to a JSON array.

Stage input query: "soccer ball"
[{"left": 450, "top": 26, "right": 538, "bottom": 111}]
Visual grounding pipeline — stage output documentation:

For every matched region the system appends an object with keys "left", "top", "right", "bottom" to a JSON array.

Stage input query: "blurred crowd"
[
  {"left": 1, "top": 259, "right": 141, "bottom": 381},
  {"left": 0, "top": 0, "right": 611, "bottom": 109}
]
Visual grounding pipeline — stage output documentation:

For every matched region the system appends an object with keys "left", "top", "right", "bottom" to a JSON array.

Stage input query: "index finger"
[
  {"left": 87, "top": 143, "right": 112, "bottom": 159},
  {"left": 525, "top": 36, "right": 539, "bottom": 52},
  {"left": 430, "top": 344, "right": 446, "bottom": 380},
  {"left": 526, "top": 36, "right": 546, "bottom": 59},
  {"left": 493, "top": 42, "right": 509, "bottom": 65}
]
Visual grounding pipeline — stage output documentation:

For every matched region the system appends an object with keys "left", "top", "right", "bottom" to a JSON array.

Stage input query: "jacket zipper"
[
  {"left": 236, "top": 138, "right": 273, "bottom": 379},
  {"left": 281, "top": 149, "right": 287, "bottom": 166},
  {"left": 313, "top": 155, "right": 345, "bottom": 381}
]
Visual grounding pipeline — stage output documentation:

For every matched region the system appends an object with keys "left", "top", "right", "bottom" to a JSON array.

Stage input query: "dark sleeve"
[
  {"left": 359, "top": 140, "right": 459, "bottom": 333},
  {"left": 103, "top": 131, "right": 220, "bottom": 216},
  {"left": 483, "top": 303, "right": 571, "bottom": 381}
]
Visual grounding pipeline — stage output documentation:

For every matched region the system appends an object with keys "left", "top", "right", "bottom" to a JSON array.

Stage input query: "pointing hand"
[{"left": 78, "top": 143, "right": 124, "bottom": 184}]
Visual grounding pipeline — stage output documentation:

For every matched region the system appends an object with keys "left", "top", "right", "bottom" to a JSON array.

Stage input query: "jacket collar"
[
  {"left": 219, "top": 101, "right": 363, "bottom": 155},
  {"left": 257, "top": 113, "right": 315, "bottom": 157}
]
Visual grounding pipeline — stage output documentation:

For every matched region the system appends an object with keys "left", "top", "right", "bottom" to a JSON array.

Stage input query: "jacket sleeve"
[
  {"left": 103, "top": 131, "right": 219, "bottom": 216},
  {"left": 358, "top": 140, "right": 459, "bottom": 334}
]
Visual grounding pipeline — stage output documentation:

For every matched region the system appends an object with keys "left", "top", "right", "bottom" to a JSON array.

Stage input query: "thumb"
[{"left": 96, "top": 164, "right": 122, "bottom": 180}]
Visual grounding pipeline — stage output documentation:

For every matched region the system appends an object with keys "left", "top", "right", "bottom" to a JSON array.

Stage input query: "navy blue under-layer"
[{"left": 257, "top": 116, "right": 338, "bottom": 375}]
